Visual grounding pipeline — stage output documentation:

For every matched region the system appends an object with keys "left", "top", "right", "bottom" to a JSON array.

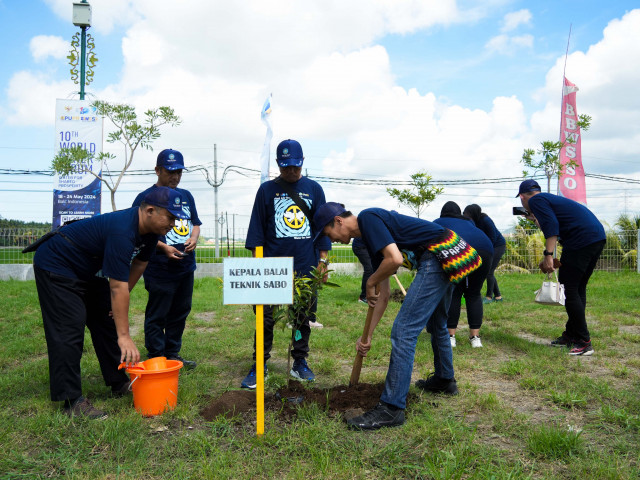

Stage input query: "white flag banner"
[
  {"left": 259, "top": 94, "right": 273, "bottom": 184},
  {"left": 53, "top": 99, "right": 103, "bottom": 228}
]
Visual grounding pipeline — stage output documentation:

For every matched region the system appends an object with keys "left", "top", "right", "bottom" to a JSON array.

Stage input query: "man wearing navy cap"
[
  {"left": 314, "top": 202, "right": 481, "bottom": 430},
  {"left": 33, "top": 187, "right": 188, "bottom": 419},
  {"left": 132, "top": 149, "right": 202, "bottom": 369},
  {"left": 242, "top": 139, "right": 331, "bottom": 388},
  {"left": 517, "top": 179, "right": 606, "bottom": 356}
]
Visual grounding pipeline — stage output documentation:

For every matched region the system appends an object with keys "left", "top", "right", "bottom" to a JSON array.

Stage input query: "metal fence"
[{"left": 1, "top": 227, "right": 638, "bottom": 273}]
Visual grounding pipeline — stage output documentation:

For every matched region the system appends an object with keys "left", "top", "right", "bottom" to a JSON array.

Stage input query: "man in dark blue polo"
[
  {"left": 33, "top": 187, "right": 188, "bottom": 419},
  {"left": 133, "top": 149, "right": 202, "bottom": 369},
  {"left": 517, "top": 179, "right": 606, "bottom": 356}
]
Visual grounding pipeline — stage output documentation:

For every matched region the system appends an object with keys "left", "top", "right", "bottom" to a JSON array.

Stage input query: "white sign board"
[{"left": 223, "top": 257, "right": 294, "bottom": 305}]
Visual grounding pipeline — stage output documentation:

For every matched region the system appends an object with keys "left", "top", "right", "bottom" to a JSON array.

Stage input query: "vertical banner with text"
[
  {"left": 558, "top": 77, "right": 587, "bottom": 205},
  {"left": 53, "top": 99, "right": 103, "bottom": 228}
]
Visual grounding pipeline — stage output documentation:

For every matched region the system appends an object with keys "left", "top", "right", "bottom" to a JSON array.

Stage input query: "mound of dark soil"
[
  {"left": 389, "top": 289, "right": 405, "bottom": 303},
  {"left": 200, "top": 380, "right": 386, "bottom": 422}
]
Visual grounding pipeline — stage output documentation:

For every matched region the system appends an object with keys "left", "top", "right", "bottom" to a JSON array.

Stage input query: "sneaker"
[
  {"left": 240, "top": 363, "right": 268, "bottom": 389},
  {"left": 482, "top": 297, "right": 493, "bottom": 304},
  {"left": 346, "top": 402, "right": 405, "bottom": 430},
  {"left": 550, "top": 334, "right": 573, "bottom": 348},
  {"left": 64, "top": 396, "right": 108, "bottom": 420},
  {"left": 166, "top": 355, "right": 197, "bottom": 370},
  {"left": 470, "top": 336, "right": 483, "bottom": 348},
  {"left": 309, "top": 320, "right": 324, "bottom": 329},
  {"left": 290, "top": 358, "right": 315, "bottom": 382},
  {"left": 415, "top": 373, "right": 459, "bottom": 395},
  {"left": 494, "top": 297, "right": 503, "bottom": 302},
  {"left": 450, "top": 335, "right": 457, "bottom": 348},
  {"left": 358, "top": 298, "right": 368, "bottom": 305},
  {"left": 569, "top": 341, "right": 594, "bottom": 356}
]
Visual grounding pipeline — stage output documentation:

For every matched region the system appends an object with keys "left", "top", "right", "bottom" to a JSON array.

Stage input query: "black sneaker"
[
  {"left": 64, "top": 396, "right": 108, "bottom": 420},
  {"left": 550, "top": 333, "right": 574, "bottom": 348},
  {"left": 569, "top": 341, "right": 594, "bottom": 356},
  {"left": 415, "top": 373, "right": 459, "bottom": 395},
  {"left": 347, "top": 402, "right": 405, "bottom": 430},
  {"left": 167, "top": 355, "right": 196, "bottom": 370}
]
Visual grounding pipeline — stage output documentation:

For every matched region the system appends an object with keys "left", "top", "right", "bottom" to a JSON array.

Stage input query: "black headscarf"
[
  {"left": 463, "top": 204, "right": 487, "bottom": 226},
  {"left": 439, "top": 201, "right": 467, "bottom": 220}
]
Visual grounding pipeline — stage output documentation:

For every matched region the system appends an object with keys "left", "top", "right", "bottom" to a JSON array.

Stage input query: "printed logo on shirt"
[
  {"left": 166, "top": 205, "right": 192, "bottom": 245},
  {"left": 274, "top": 196, "right": 311, "bottom": 239}
]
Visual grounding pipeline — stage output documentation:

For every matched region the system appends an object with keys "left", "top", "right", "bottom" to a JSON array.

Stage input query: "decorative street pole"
[{"left": 69, "top": 1, "right": 97, "bottom": 100}]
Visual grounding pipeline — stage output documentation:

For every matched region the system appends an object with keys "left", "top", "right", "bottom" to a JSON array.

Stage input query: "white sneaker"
[
  {"left": 470, "top": 336, "right": 483, "bottom": 348},
  {"left": 450, "top": 335, "right": 456, "bottom": 348},
  {"left": 309, "top": 320, "right": 324, "bottom": 329}
]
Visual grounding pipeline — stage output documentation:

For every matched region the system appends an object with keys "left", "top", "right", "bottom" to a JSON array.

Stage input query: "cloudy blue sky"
[{"left": 1, "top": 0, "right": 639, "bottom": 233}]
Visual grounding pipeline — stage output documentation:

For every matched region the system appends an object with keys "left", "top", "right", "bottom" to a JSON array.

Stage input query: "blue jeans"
[{"left": 381, "top": 252, "right": 454, "bottom": 409}]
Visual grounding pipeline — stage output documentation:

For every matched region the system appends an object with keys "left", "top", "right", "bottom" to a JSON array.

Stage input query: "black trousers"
[
  {"left": 485, "top": 244, "right": 505, "bottom": 298},
  {"left": 558, "top": 240, "right": 605, "bottom": 342},
  {"left": 34, "top": 267, "right": 129, "bottom": 402},
  {"left": 352, "top": 243, "right": 373, "bottom": 300},
  {"left": 447, "top": 249, "right": 492, "bottom": 330},
  {"left": 143, "top": 273, "right": 194, "bottom": 358},
  {"left": 252, "top": 298, "right": 317, "bottom": 363}
]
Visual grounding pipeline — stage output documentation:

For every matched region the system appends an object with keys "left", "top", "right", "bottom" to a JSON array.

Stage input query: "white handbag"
[{"left": 535, "top": 272, "right": 566, "bottom": 306}]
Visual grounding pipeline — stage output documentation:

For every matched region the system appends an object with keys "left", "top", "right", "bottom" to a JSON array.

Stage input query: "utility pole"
[{"left": 214, "top": 144, "right": 219, "bottom": 259}]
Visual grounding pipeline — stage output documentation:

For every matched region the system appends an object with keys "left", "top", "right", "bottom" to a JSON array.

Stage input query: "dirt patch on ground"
[
  {"left": 389, "top": 289, "right": 405, "bottom": 303},
  {"left": 200, "top": 380, "right": 388, "bottom": 422}
]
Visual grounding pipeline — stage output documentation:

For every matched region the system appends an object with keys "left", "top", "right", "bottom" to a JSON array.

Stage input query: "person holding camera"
[{"left": 516, "top": 179, "right": 606, "bottom": 356}]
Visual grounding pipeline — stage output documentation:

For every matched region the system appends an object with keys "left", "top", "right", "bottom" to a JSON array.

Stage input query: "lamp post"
[{"left": 71, "top": 1, "right": 93, "bottom": 100}]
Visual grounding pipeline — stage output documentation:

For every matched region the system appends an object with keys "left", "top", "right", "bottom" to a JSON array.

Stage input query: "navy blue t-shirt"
[
  {"left": 34, "top": 207, "right": 158, "bottom": 282},
  {"left": 434, "top": 217, "right": 494, "bottom": 255},
  {"left": 477, "top": 215, "right": 506, "bottom": 248},
  {"left": 357, "top": 208, "right": 445, "bottom": 269},
  {"left": 245, "top": 176, "right": 331, "bottom": 277},
  {"left": 132, "top": 185, "right": 202, "bottom": 279},
  {"left": 527, "top": 193, "right": 605, "bottom": 250}
]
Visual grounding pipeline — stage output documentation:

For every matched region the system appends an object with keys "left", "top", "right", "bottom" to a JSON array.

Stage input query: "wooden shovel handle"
[
  {"left": 393, "top": 274, "right": 406, "bottom": 296},
  {"left": 349, "top": 300, "right": 376, "bottom": 386}
]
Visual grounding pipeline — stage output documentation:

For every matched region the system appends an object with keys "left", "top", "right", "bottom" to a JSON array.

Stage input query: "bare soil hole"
[{"left": 200, "top": 380, "right": 391, "bottom": 422}]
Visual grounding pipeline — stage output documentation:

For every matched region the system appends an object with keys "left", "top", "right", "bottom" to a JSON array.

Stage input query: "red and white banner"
[{"left": 558, "top": 77, "right": 587, "bottom": 204}]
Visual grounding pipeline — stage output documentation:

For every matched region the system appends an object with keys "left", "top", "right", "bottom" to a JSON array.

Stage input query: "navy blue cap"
[
  {"left": 312, "top": 202, "right": 346, "bottom": 242},
  {"left": 516, "top": 179, "right": 541, "bottom": 197},
  {"left": 143, "top": 186, "right": 190, "bottom": 219},
  {"left": 157, "top": 149, "right": 185, "bottom": 171},
  {"left": 276, "top": 139, "right": 304, "bottom": 167}
]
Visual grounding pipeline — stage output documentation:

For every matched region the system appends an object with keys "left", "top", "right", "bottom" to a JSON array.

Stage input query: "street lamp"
[{"left": 70, "top": 1, "right": 93, "bottom": 100}]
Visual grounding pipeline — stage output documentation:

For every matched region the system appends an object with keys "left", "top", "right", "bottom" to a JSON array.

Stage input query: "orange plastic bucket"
[
  {"left": 126, "top": 359, "right": 183, "bottom": 416},
  {"left": 143, "top": 356, "right": 167, "bottom": 370}
]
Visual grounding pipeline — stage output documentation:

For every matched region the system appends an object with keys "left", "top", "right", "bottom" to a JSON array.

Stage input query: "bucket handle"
[{"left": 128, "top": 375, "right": 140, "bottom": 391}]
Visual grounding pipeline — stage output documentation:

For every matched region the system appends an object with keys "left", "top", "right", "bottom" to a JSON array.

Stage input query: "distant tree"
[
  {"left": 51, "top": 101, "right": 181, "bottom": 211},
  {"left": 521, "top": 114, "right": 591, "bottom": 193},
  {"left": 387, "top": 171, "right": 443, "bottom": 218}
]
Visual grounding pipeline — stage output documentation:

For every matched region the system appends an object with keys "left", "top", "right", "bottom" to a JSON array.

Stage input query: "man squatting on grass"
[
  {"left": 32, "top": 187, "right": 189, "bottom": 419},
  {"left": 314, "top": 203, "right": 482, "bottom": 430},
  {"left": 517, "top": 179, "right": 606, "bottom": 356}
]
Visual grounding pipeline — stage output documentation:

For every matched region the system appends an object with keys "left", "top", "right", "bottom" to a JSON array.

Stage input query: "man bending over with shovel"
[{"left": 314, "top": 203, "right": 481, "bottom": 430}]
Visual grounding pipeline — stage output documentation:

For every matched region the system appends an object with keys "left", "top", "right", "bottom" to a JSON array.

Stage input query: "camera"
[{"left": 512, "top": 206, "right": 528, "bottom": 216}]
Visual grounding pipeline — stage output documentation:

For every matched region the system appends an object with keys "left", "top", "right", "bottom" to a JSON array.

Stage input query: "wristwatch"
[
  {"left": 543, "top": 250, "right": 554, "bottom": 256},
  {"left": 319, "top": 258, "right": 330, "bottom": 265}
]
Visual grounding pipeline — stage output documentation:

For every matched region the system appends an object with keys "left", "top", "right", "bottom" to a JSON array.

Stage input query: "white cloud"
[
  {"left": 501, "top": 9, "right": 532, "bottom": 32},
  {"left": 30, "top": 35, "right": 69, "bottom": 62},
  {"left": 4, "top": 71, "right": 72, "bottom": 126},
  {"left": 485, "top": 34, "right": 533, "bottom": 55}
]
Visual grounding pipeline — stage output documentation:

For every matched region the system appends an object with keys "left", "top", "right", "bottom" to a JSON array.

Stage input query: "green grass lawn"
[{"left": 1, "top": 272, "right": 639, "bottom": 479}]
